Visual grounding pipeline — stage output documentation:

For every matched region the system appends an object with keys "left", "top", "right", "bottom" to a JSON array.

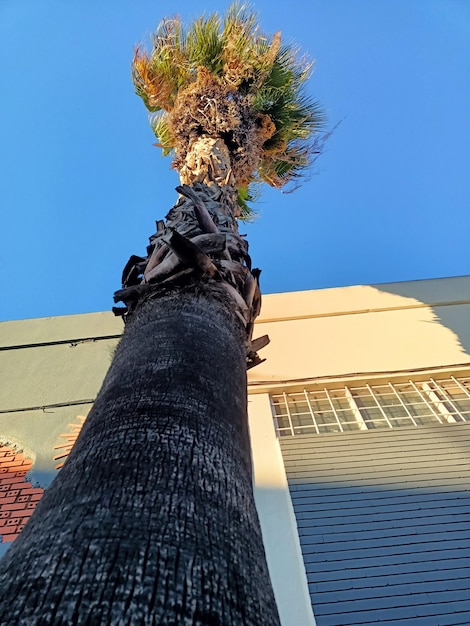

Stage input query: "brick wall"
[{"left": 0, "top": 446, "right": 44, "bottom": 544}]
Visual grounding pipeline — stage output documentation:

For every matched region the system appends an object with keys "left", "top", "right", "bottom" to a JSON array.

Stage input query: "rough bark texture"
[{"left": 0, "top": 290, "right": 280, "bottom": 625}]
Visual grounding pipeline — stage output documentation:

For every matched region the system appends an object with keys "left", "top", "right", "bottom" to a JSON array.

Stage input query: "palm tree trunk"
[{"left": 0, "top": 288, "right": 280, "bottom": 625}]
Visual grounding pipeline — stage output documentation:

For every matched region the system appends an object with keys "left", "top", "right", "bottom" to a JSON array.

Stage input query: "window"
[{"left": 271, "top": 375, "right": 470, "bottom": 436}]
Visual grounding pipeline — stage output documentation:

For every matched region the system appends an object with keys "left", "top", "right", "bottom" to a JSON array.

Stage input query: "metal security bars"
[{"left": 271, "top": 376, "right": 470, "bottom": 436}]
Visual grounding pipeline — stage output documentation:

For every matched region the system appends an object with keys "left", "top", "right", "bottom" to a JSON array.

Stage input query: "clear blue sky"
[{"left": 1, "top": 0, "right": 469, "bottom": 321}]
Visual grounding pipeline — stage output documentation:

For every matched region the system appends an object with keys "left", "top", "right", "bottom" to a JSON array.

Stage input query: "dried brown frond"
[
  {"left": 256, "top": 113, "right": 276, "bottom": 142},
  {"left": 258, "top": 142, "right": 310, "bottom": 188},
  {"left": 262, "top": 31, "right": 281, "bottom": 75},
  {"left": 222, "top": 27, "right": 256, "bottom": 88},
  {"left": 132, "top": 46, "right": 175, "bottom": 111}
]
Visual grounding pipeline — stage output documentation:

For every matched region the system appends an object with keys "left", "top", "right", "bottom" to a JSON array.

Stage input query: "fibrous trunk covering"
[
  {"left": 0, "top": 184, "right": 280, "bottom": 625},
  {"left": 114, "top": 181, "right": 269, "bottom": 368}
]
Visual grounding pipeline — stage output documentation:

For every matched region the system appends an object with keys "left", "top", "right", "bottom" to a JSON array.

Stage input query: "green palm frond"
[
  {"left": 149, "top": 112, "right": 174, "bottom": 156},
  {"left": 237, "top": 184, "right": 260, "bottom": 220},
  {"left": 251, "top": 42, "right": 325, "bottom": 188},
  {"left": 132, "top": 17, "right": 192, "bottom": 112},
  {"left": 185, "top": 14, "right": 224, "bottom": 75},
  {"left": 149, "top": 18, "right": 190, "bottom": 108}
]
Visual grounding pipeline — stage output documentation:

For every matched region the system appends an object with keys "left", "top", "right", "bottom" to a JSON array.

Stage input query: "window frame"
[{"left": 271, "top": 374, "right": 470, "bottom": 436}]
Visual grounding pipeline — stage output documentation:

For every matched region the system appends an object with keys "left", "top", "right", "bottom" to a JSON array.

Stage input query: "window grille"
[{"left": 271, "top": 376, "right": 470, "bottom": 436}]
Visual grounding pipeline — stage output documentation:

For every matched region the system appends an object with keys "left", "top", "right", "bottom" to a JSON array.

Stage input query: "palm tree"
[{"left": 0, "top": 5, "right": 324, "bottom": 624}]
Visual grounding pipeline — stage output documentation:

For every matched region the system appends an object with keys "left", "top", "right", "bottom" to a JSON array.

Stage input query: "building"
[{"left": 1, "top": 275, "right": 470, "bottom": 624}]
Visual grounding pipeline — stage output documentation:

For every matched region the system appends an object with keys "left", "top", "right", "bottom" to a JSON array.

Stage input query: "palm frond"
[
  {"left": 133, "top": 3, "right": 327, "bottom": 197},
  {"left": 251, "top": 41, "right": 326, "bottom": 187},
  {"left": 149, "top": 112, "right": 175, "bottom": 156},
  {"left": 221, "top": 3, "right": 278, "bottom": 90},
  {"left": 237, "top": 184, "right": 260, "bottom": 220},
  {"left": 149, "top": 18, "right": 190, "bottom": 108},
  {"left": 185, "top": 14, "right": 224, "bottom": 75},
  {"left": 131, "top": 18, "right": 191, "bottom": 112}
]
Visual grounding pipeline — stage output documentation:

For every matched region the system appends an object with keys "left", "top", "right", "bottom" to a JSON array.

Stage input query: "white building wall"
[{"left": 248, "top": 394, "right": 316, "bottom": 626}]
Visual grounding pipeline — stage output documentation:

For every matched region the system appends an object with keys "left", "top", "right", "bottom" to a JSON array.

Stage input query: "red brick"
[
  {"left": 0, "top": 497, "right": 15, "bottom": 505},
  {"left": 5, "top": 519, "right": 17, "bottom": 526},
  {"left": 0, "top": 512, "right": 10, "bottom": 519},
  {"left": 3, "top": 503, "right": 27, "bottom": 512},
  {"left": 19, "top": 509, "right": 35, "bottom": 518},
  {"left": 0, "top": 467, "right": 25, "bottom": 482},
  {"left": 17, "top": 496, "right": 30, "bottom": 503},
  {"left": 2, "top": 481, "right": 28, "bottom": 490},
  {"left": 0, "top": 477, "right": 16, "bottom": 485},
  {"left": 18, "top": 485, "right": 34, "bottom": 493},
  {"left": 10, "top": 506, "right": 31, "bottom": 515},
  {"left": 1, "top": 533, "right": 19, "bottom": 542},
  {"left": 6, "top": 490, "right": 19, "bottom": 498},
  {"left": 0, "top": 474, "right": 18, "bottom": 490},
  {"left": 29, "top": 494, "right": 43, "bottom": 502},
  {"left": 1, "top": 456, "right": 25, "bottom": 463},
  {"left": 0, "top": 466, "right": 27, "bottom": 474},
  {"left": 0, "top": 486, "right": 9, "bottom": 492}
]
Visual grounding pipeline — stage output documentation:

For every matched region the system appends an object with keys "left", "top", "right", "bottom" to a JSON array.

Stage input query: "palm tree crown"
[{"left": 132, "top": 3, "right": 325, "bottom": 208}]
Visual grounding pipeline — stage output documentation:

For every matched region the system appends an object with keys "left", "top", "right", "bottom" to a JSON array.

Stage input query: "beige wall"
[
  {"left": 2, "top": 275, "right": 470, "bottom": 467},
  {"left": 2, "top": 275, "right": 470, "bottom": 470},
  {"left": 4, "top": 275, "right": 470, "bottom": 401},
  {"left": 249, "top": 275, "right": 470, "bottom": 389}
]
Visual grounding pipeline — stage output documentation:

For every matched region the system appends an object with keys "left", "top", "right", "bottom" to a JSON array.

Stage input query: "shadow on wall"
[{"left": 375, "top": 275, "right": 470, "bottom": 360}]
